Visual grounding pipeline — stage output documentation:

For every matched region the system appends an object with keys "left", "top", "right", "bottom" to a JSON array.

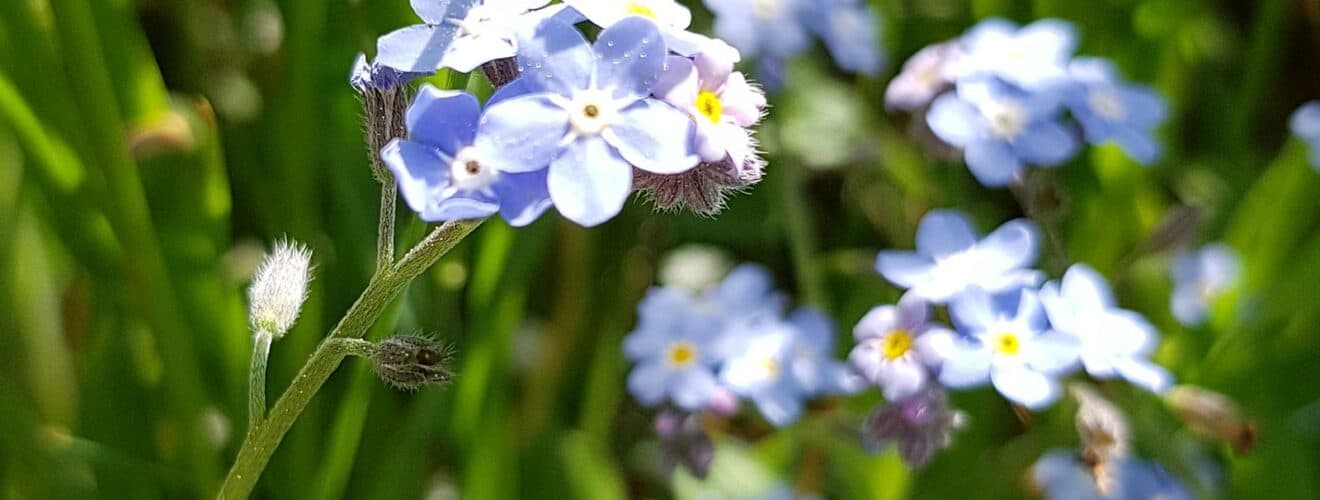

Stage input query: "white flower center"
[
  {"left": 982, "top": 99, "right": 1028, "bottom": 138},
  {"left": 1087, "top": 89, "right": 1126, "bottom": 121},
  {"left": 566, "top": 89, "right": 618, "bottom": 137},
  {"left": 448, "top": 147, "right": 498, "bottom": 192}
]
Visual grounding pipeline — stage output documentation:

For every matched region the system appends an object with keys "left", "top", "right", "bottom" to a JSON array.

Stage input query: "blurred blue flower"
[
  {"left": 1065, "top": 58, "right": 1168, "bottom": 165},
  {"left": 1032, "top": 450, "right": 1194, "bottom": 500},
  {"left": 652, "top": 50, "right": 766, "bottom": 163},
  {"left": 804, "top": 0, "right": 885, "bottom": 76},
  {"left": 927, "top": 77, "right": 1080, "bottom": 186},
  {"left": 474, "top": 17, "right": 699, "bottom": 227},
  {"left": 848, "top": 293, "right": 950, "bottom": 400},
  {"left": 376, "top": 0, "right": 571, "bottom": 73},
  {"left": 349, "top": 53, "right": 426, "bottom": 91},
  {"left": 564, "top": 0, "right": 724, "bottom": 56},
  {"left": 785, "top": 307, "right": 865, "bottom": 396},
  {"left": 1040, "top": 264, "right": 1172, "bottom": 393},
  {"left": 381, "top": 84, "right": 552, "bottom": 225},
  {"left": 1290, "top": 100, "right": 1320, "bottom": 171},
  {"left": 884, "top": 41, "right": 961, "bottom": 111},
  {"left": 951, "top": 18, "right": 1076, "bottom": 90},
  {"left": 929, "top": 287, "right": 1080, "bottom": 409},
  {"left": 1170, "top": 243, "right": 1240, "bottom": 327},
  {"left": 876, "top": 210, "right": 1044, "bottom": 303},
  {"left": 704, "top": 0, "right": 811, "bottom": 61},
  {"left": 624, "top": 287, "right": 727, "bottom": 410}
]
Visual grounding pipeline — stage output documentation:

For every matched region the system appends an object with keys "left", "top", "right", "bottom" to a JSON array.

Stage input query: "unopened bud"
[
  {"left": 372, "top": 335, "right": 454, "bottom": 391},
  {"left": 350, "top": 53, "right": 421, "bottom": 183},
  {"left": 1166, "top": 385, "right": 1257, "bottom": 455},
  {"left": 862, "top": 387, "right": 965, "bottom": 467},
  {"left": 655, "top": 409, "right": 714, "bottom": 479},
  {"left": 1071, "top": 385, "right": 1129, "bottom": 495},
  {"left": 634, "top": 151, "right": 765, "bottom": 217},
  {"left": 247, "top": 240, "right": 312, "bottom": 337}
]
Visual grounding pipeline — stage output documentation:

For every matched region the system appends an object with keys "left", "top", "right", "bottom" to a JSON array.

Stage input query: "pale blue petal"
[
  {"left": 475, "top": 94, "right": 569, "bottom": 172},
  {"left": 937, "top": 339, "right": 992, "bottom": 388},
  {"left": 853, "top": 305, "right": 901, "bottom": 341},
  {"left": 965, "top": 139, "right": 1023, "bottom": 187},
  {"left": 381, "top": 139, "right": 450, "bottom": 216},
  {"left": 876, "top": 252, "right": 935, "bottom": 289},
  {"left": 1171, "top": 286, "right": 1206, "bottom": 327},
  {"left": 593, "top": 17, "right": 667, "bottom": 100},
  {"left": 627, "top": 361, "right": 671, "bottom": 406},
  {"left": 428, "top": 195, "right": 502, "bottom": 221},
  {"left": 547, "top": 136, "right": 633, "bottom": 227},
  {"left": 915, "top": 209, "right": 978, "bottom": 258},
  {"left": 515, "top": 18, "right": 593, "bottom": 95},
  {"left": 1023, "top": 333, "right": 1080, "bottom": 376},
  {"left": 1114, "top": 358, "right": 1173, "bottom": 394},
  {"left": 754, "top": 386, "right": 803, "bottom": 427},
  {"left": 926, "top": 94, "right": 982, "bottom": 147},
  {"left": 487, "top": 77, "right": 531, "bottom": 105},
  {"left": 1013, "top": 121, "right": 1078, "bottom": 166},
  {"left": 979, "top": 219, "right": 1040, "bottom": 271},
  {"left": 411, "top": 0, "right": 469, "bottom": 25},
  {"left": 788, "top": 308, "right": 835, "bottom": 354},
  {"left": 407, "top": 86, "right": 480, "bottom": 155},
  {"left": 607, "top": 99, "right": 699, "bottom": 174},
  {"left": 671, "top": 369, "right": 719, "bottom": 410},
  {"left": 1061, "top": 263, "right": 1113, "bottom": 309},
  {"left": 1113, "top": 128, "right": 1162, "bottom": 165},
  {"left": 1120, "top": 84, "right": 1168, "bottom": 130},
  {"left": 1291, "top": 101, "right": 1320, "bottom": 140},
  {"left": 492, "top": 170, "right": 552, "bottom": 227},
  {"left": 879, "top": 360, "right": 927, "bottom": 401},
  {"left": 376, "top": 24, "right": 461, "bottom": 73},
  {"left": 949, "top": 288, "right": 998, "bottom": 332},
  {"left": 441, "top": 34, "right": 517, "bottom": 73},
  {"left": 991, "top": 363, "right": 1060, "bottom": 409}
]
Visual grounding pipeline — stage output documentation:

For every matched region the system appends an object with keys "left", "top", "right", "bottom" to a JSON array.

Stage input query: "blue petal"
[
  {"left": 964, "top": 139, "right": 1023, "bottom": 186},
  {"left": 376, "top": 24, "right": 461, "bottom": 73},
  {"left": 979, "top": 219, "right": 1040, "bottom": 270},
  {"left": 916, "top": 210, "right": 978, "bottom": 258},
  {"left": 1012, "top": 121, "right": 1078, "bottom": 166},
  {"left": 925, "top": 94, "right": 982, "bottom": 148},
  {"left": 753, "top": 385, "right": 803, "bottom": 427},
  {"left": 627, "top": 361, "right": 671, "bottom": 406},
  {"left": 515, "top": 18, "right": 593, "bottom": 96},
  {"left": 949, "top": 288, "right": 999, "bottom": 333},
  {"left": 875, "top": 252, "right": 935, "bottom": 289},
  {"left": 410, "top": 0, "right": 470, "bottom": 25},
  {"left": 492, "top": 170, "right": 553, "bottom": 227},
  {"left": 991, "top": 363, "right": 1060, "bottom": 409},
  {"left": 381, "top": 139, "right": 450, "bottom": 216},
  {"left": 1113, "top": 127, "right": 1162, "bottom": 165},
  {"left": 547, "top": 136, "right": 633, "bottom": 227},
  {"left": 1120, "top": 84, "right": 1168, "bottom": 129},
  {"left": 487, "top": 78, "right": 532, "bottom": 105},
  {"left": 406, "top": 86, "right": 480, "bottom": 155},
  {"left": 606, "top": 99, "right": 699, "bottom": 174},
  {"left": 429, "top": 195, "right": 502, "bottom": 221},
  {"left": 593, "top": 17, "right": 667, "bottom": 100},
  {"left": 476, "top": 94, "right": 569, "bottom": 173}
]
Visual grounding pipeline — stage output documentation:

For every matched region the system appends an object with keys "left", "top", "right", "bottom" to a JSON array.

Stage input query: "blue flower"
[
  {"left": 1064, "top": 58, "right": 1168, "bottom": 165},
  {"left": 624, "top": 287, "right": 726, "bottom": 410},
  {"left": 349, "top": 53, "right": 426, "bottom": 91},
  {"left": 950, "top": 18, "right": 1076, "bottom": 90},
  {"left": 848, "top": 293, "right": 950, "bottom": 400},
  {"left": 381, "top": 84, "right": 552, "bottom": 225},
  {"left": 1290, "top": 100, "right": 1320, "bottom": 171},
  {"left": 804, "top": 0, "right": 885, "bottom": 76},
  {"left": 1170, "top": 243, "right": 1240, "bottom": 327},
  {"left": 876, "top": 210, "right": 1044, "bottom": 303},
  {"left": 703, "top": 0, "right": 811, "bottom": 61},
  {"left": 926, "top": 77, "right": 1080, "bottom": 186},
  {"left": 884, "top": 41, "right": 961, "bottom": 111},
  {"left": 1032, "top": 450, "right": 1194, "bottom": 500},
  {"left": 1040, "top": 264, "right": 1173, "bottom": 393},
  {"left": 928, "top": 287, "right": 1080, "bottom": 409},
  {"left": 564, "top": 0, "right": 727, "bottom": 57},
  {"left": 375, "top": 0, "right": 573, "bottom": 73},
  {"left": 474, "top": 17, "right": 699, "bottom": 227},
  {"left": 785, "top": 307, "right": 864, "bottom": 396}
]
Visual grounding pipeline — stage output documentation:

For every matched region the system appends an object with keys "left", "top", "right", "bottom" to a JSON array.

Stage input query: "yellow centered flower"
[
  {"left": 666, "top": 341, "right": 697, "bottom": 368},
  {"left": 696, "top": 90, "right": 723, "bottom": 124},
  {"left": 626, "top": 2, "right": 657, "bottom": 19},
  {"left": 993, "top": 332, "right": 1021, "bottom": 356},
  {"left": 762, "top": 358, "right": 781, "bottom": 377},
  {"left": 882, "top": 330, "right": 914, "bottom": 360}
]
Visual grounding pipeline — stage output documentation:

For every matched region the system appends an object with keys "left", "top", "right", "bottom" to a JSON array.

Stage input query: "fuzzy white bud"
[{"left": 247, "top": 240, "right": 312, "bottom": 337}]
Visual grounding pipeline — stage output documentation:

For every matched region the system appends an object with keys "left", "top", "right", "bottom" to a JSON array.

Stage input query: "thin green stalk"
[
  {"left": 377, "top": 178, "right": 397, "bottom": 273},
  {"left": 248, "top": 330, "right": 273, "bottom": 435},
  {"left": 773, "top": 150, "right": 828, "bottom": 308},
  {"left": 216, "top": 219, "right": 482, "bottom": 500}
]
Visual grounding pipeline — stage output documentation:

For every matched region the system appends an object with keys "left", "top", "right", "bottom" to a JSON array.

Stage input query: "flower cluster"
[
  {"left": 885, "top": 19, "right": 1169, "bottom": 187},
  {"left": 704, "top": 0, "right": 885, "bottom": 84},
  {"left": 1290, "top": 100, "right": 1320, "bottom": 172},
  {"left": 363, "top": 1, "right": 769, "bottom": 226},
  {"left": 1169, "top": 242, "right": 1240, "bottom": 327},
  {"left": 856, "top": 210, "right": 1174, "bottom": 410},
  {"left": 623, "top": 264, "right": 859, "bottom": 427}
]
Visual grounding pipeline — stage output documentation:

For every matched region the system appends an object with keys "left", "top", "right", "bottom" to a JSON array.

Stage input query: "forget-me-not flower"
[
  {"left": 381, "top": 84, "right": 552, "bottom": 225},
  {"left": 564, "top": 0, "right": 724, "bottom": 57},
  {"left": 876, "top": 210, "right": 1044, "bottom": 303},
  {"left": 717, "top": 316, "right": 807, "bottom": 426},
  {"left": 950, "top": 18, "right": 1076, "bottom": 90},
  {"left": 1065, "top": 58, "right": 1168, "bottom": 165},
  {"left": 1040, "top": 264, "right": 1172, "bottom": 393},
  {"left": 884, "top": 42, "right": 962, "bottom": 111},
  {"left": 785, "top": 307, "right": 865, "bottom": 396},
  {"left": 350, "top": 53, "right": 426, "bottom": 91},
  {"left": 376, "top": 0, "right": 573, "bottom": 73},
  {"left": 704, "top": 0, "right": 811, "bottom": 61},
  {"left": 1032, "top": 450, "right": 1194, "bottom": 500},
  {"left": 653, "top": 49, "right": 767, "bottom": 163},
  {"left": 1290, "top": 100, "right": 1320, "bottom": 171},
  {"left": 475, "top": 17, "right": 699, "bottom": 227},
  {"left": 929, "top": 287, "right": 1079, "bottom": 409},
  {"left": 804, "top": 0, "right": 885, "bottom": 76},
  {"left": 848, "top": 293, "right": 950, "bottom": 400},
  {"left": 1170, "top": 243, "right": 1240, "bottom": 327},
  {"left": 624, "top": 287, "right": 727, "bottom": 410},
  {"left": 927, "top": 77, "right": 1080, "bottom": 186}
]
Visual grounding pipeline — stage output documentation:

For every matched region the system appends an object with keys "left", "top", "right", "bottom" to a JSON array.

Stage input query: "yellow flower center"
[
  {"left": 762, "top": 358, "right": 781, "bottom": 377},
  {"left": 696, "top": 90, "right": 723, "bottom": 124},
  {"left": 993, "top": 332, "right": 1021, "bottom": 356},
  {"left": 883, "top": 330, "right": 914, "bottom": 360},
  {"left": 626, "top": 2, "right": 657, "bottom": 19},
  {"left": 666, "top": 341, "right": 697, "bottom": 368}
]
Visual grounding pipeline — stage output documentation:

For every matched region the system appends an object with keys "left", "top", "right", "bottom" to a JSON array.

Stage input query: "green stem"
[
  {"left": 216, "top": 219, "right": 483, "bottom": 500},
  {"left": 774, "top": 153, "right": 827, "bottom": 308},
  {"left": 247, "top": 330, "right": 273, "bottom": 435},
  {"left": 376, "top": 178, "right": 397, "bottom": 274}
]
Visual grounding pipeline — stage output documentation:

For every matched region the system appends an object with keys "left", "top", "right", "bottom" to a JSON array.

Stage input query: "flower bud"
[
  {"left": 1165, "top": 385, "right": 1257, "bottom": 455},
  {"left": 350, "top": 53, "right": 421, "bottom": 183},
  {"left": 372, "top": 335, "right": 454, "bottom": 391},
  {"left": 655, "top": 409, "right": 714, "bottom": 479},
  {"left": 247, "top": 240, "right": 312, "bottom": 337},
  {"left": 1071, "top": 385, "right": 1130, "bottom": 495},
  {"left": 862, "top": 387, "right": 965, "bottom": 467},
  {"left": 634, "top": 151, "right": 765, "bottom": 217}
]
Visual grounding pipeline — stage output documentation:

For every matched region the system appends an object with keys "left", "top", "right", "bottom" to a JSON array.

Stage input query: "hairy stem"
[
  {"left": 377, "top": 178, "right": 397, "bottom": 274},
  {"left": 216, "top": 219, "right": 484, "bottom": 499},
  {"left": 247, "top": 330, "right": 273, "bottom": 435}
]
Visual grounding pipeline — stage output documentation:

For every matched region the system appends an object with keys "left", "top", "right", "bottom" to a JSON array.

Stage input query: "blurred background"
[{"left": 2, "top": 0, "right": 1319, "bottom": 498}]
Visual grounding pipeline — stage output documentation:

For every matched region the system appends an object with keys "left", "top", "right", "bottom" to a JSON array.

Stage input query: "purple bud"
[
  {"left": 862, "top": 388, "right": 964, "bottom": 467},
  {"left": 655, "top": 409, "right": 715, "bottom": 479}
]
